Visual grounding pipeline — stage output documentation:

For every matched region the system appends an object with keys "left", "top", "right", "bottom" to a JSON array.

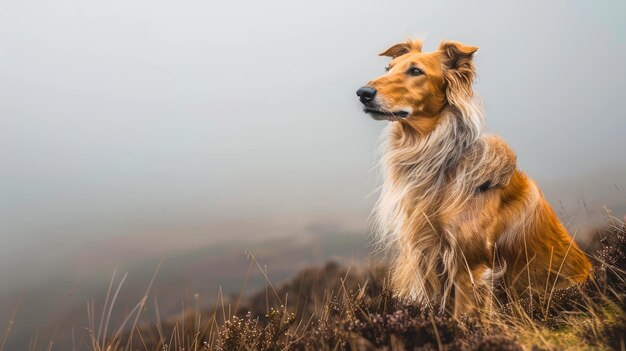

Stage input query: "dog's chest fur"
[{"left": 374, "top": 107, "right": 516, "bottom": 305}]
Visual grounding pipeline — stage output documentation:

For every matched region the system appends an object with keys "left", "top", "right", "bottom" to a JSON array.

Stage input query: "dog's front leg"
[{"left": 453, "top": 265, "right": 492, "bottom": 319}]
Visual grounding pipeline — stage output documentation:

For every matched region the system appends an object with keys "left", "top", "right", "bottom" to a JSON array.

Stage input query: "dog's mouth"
[{"left": 363, "top": 107, "right": 410, "bottom": 119}]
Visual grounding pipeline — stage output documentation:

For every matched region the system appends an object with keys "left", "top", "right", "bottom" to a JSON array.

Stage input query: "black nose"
[{"left": 356, "top": 86, "right": 377, "bottom": 103}]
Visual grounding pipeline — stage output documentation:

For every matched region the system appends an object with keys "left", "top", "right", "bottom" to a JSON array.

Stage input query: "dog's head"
[{"left": 357, "top": 39, "right": 478, "bottom": 129}]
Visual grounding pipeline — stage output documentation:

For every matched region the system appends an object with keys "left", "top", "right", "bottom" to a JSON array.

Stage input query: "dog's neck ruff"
[
  {"left": 373, "top": 97, "right": 485, "bottom": 306},
  {"left": 375, "top": 98, "right": 485, "bottom": 240}
]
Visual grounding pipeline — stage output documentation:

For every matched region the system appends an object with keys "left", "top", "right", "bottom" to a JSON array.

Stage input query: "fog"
[{"left": 1, "top": 0, "right": 625, "bottom": 297}]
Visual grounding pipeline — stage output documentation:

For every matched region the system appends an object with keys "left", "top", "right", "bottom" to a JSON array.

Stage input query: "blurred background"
[{"left": 1, "top": 0, "right": 625, "bottom": 348}]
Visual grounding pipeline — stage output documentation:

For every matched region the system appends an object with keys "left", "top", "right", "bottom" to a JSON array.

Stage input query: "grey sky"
[{"left": 1, "top": 0, "right": 625, "bottom": 268}]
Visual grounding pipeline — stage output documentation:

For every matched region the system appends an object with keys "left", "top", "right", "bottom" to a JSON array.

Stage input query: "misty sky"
[{"left": 1, "top": 0, "right": 626, "bottom": 269}]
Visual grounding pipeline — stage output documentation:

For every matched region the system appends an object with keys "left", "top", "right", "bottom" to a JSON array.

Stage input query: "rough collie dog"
[{"left": 357, "top": 39, "right": 591, "bottom": 316}]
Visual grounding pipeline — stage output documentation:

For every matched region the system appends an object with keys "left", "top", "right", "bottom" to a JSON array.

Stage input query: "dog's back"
[
  {"left": 442, "top": 134, "right": 591, "bottom": 305},
  {"left": 495, "top": 169, "right": 591, "bottom": 295}
]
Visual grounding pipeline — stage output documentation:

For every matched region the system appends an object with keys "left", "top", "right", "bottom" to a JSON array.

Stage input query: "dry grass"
[
  {"left": 8, "top": 222, "right": 626, "bottom": 350},
  {"left": 108, "top": 221, "right": 625, "bottom": 351}
]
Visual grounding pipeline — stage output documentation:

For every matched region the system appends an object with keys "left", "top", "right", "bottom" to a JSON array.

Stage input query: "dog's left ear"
[
  {"left": 439, "top": 41, "right": 478, "bottom": 70},
  {"left": 438, "top": 41, "right": 479, "bottom": 108}
]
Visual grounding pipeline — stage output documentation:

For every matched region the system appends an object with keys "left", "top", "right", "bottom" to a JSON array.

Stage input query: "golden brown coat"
[{"left": 362, "top": 39, "right": 591, "bottom": 316}]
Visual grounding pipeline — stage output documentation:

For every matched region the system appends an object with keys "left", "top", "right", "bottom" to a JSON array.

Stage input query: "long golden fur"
[{"left": 357, "top": 39, "right": 591, "bottom": 317}]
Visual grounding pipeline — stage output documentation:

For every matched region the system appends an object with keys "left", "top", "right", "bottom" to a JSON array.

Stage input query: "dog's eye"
[
  {"left": 385, "top": 65, "right": 391, "bottom": 72},
  {"left": 407, "top": 67, "right": 423, "bottom": 76}
]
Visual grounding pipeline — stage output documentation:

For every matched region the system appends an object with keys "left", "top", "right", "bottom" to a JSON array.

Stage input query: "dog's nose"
[{"left": 356, "top": 86, "right": 377, "bottom": 103}]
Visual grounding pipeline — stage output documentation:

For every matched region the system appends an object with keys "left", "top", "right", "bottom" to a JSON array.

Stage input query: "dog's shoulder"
[
  {"left": 481, "top": 134, "right": 517, "bottom": 165},
  {"left": 469, "top": 134, "right": 518, "bottom": 191}
]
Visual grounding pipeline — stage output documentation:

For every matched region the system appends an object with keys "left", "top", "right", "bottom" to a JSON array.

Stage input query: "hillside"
[
  {"left": 0, "top": 231, "right": 368, "bottom": 350},
  {"left": 103, "top": 221, "right": 626, "bottom": 350}
]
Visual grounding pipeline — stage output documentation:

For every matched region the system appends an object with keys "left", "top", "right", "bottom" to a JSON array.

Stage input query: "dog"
[{"left": 357, "top": 39, "right": 591, "bottom": 317}]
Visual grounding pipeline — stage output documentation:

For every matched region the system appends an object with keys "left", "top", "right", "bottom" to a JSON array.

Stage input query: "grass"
[{"left": 6, "top": 221, "right": 626, "bottom": 350}]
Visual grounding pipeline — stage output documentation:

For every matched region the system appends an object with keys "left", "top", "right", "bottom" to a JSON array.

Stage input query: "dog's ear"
[
  {"left": 439, "top": 41, "right": 478, "bottom": 69},
  {"left": 438, "top": 41, "right": 479, "bottom": 108},
  {"left": 379, "top": 40, "right": 422, "bottom": 58},
  {"left": 379, "top": 43, "right": 411, "bottom": 58}
]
